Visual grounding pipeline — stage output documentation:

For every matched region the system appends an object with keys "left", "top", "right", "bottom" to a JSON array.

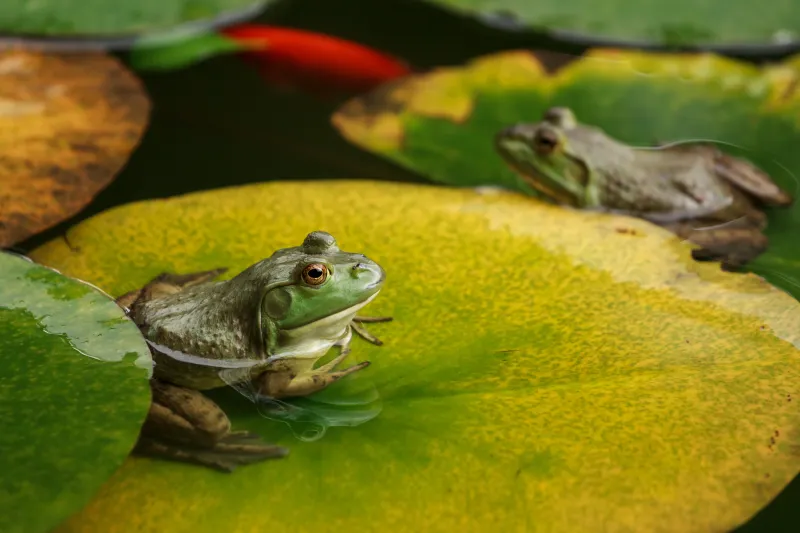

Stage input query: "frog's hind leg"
[
  {"left": 664, "top": 222, "right": 768, "bottom": 271},
  {"left": 134, "top": 380, "right": 288, "bottom": 472},
  {"left": 115, "top": 268, "right": 228, "bottom": 310}
]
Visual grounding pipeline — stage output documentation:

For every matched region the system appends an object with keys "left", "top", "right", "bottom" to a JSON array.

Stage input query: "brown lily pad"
[{"left": 0, "top": 50, "right": 150, "bottom": 247}]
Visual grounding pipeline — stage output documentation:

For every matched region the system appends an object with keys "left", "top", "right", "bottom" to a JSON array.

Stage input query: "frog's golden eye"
[
  {"left": 533, "top": 128, "right": 559, "bottom": 155},
  {"left": 301, "top": 263, "right": 329, "bottom": 286}
]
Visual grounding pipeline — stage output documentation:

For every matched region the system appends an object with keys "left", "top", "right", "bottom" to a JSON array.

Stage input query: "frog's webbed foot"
[
  {"left": 666, "top": 223, "right": 768, "bottom": 271},
  {"left": 256, "top": 346, "right": 370, "bottom": 399},
  {"left": 691, "top": 242, "right": 765, "bottom": 271},
  {"left": 116, "top": 268, "right": 228, "bottom": 310},
  {"left": 254, "top": 317, "right": 391, "bottom": 399},
  {"left": 351, "top": 315, "right": 393, "bottom": 346},
  {"left": 135, "top": 434, "right": 287, "bottom": 473},
  {"left": 133, "top": 380, "right": 288, "bottom": 473}
]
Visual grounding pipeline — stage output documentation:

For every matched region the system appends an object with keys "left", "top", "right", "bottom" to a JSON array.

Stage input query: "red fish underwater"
[{"left": 221, "top": 25, "right": 412, "bottom": 96}]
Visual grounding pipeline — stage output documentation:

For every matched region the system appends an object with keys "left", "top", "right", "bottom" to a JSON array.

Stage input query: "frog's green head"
[
  {"left": 259, "top": 231, "right": 385, "bottom": 332},
  {"left": 494, "top": 107, "right": 590, "bottom": 207}
]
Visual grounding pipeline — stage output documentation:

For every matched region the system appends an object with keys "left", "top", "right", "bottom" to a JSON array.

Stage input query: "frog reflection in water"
[
  {"left": 494, "top": 107, "right": 794, "bottom": 270},
  {"left": 116, "top": 231, "right": 391, "bottom": 471}
]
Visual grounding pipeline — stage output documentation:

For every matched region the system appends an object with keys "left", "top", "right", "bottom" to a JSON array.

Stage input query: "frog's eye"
[
  {"left": 301, "top": 263, "right": 329, "bottom": 286},
  {"left": 533, "top": 128, "right": 559, "bottom": 155}
]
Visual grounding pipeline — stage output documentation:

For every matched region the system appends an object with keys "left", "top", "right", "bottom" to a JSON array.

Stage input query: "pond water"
[{"left": 3, "top": 0, "right": 800, "bottom": 532}]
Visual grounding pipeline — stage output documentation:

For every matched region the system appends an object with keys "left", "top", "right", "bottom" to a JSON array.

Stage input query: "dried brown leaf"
[{"left": 0, "top": 51, "right": 150, "bottom": 247}]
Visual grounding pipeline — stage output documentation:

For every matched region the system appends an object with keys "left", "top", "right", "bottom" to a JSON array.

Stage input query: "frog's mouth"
[
  {"left": 365, "top": 270, "right": 385, "bottom": 290},
  {"left": 268, "top": 292, "right": 381, "bottom": 361},
  {"left": 287, "top": 291, "right": 380, "bottom": 332}
]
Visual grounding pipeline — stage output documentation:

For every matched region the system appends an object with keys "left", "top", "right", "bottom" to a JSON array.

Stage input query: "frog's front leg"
[
  {"left": 664, "top": 222, "right": 768, "bottom": 271},
  {"left": 255, "top": 343, "right": 369, "bottom": 399},
  {"left": 134, "top": 380, "right": 288, "bottom": 472},
  {"left": 351, "top": 315, "right": 393, "bottom": 346}
]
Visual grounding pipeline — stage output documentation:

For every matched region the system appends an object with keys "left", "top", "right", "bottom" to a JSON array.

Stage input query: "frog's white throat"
[{"left": 268, "top": 292, "right": 380, "bottom": 361}]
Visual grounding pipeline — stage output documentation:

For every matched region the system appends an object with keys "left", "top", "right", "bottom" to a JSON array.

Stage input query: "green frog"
[
  {"left": 494, "top": 107, "right": 794, "bottom": 269},
  {"left": 116, "top": 231, "right": 391, "bottom": 472}
]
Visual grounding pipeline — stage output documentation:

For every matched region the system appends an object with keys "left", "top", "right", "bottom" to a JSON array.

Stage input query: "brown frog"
[{"left": 495, "top": 106, "right": 794, "bottom": 269}]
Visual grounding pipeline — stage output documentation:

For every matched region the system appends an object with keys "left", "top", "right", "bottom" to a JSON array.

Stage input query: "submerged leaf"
[
  {"left": 0, "top": 50, "right": 150, "bottom": 247},
  {"left": 30, "top": 180, "right": 800, "bottom": 533},
  {"left": 0, "top": 251, "right": 152, "bottom": 533},
  {"left": 129, "top": 32, "right": 257, "bottom": 71},
  {"left": 332, "top": 49, "right": 800, "bottom": 300}
]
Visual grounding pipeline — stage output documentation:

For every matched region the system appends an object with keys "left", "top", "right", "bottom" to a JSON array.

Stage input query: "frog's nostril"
[
  {"left": 351, "top": 263, "right": 368, "bottom": 277},
  {"left": 352, "top": 262, "right": 385, "bottom": 285}
]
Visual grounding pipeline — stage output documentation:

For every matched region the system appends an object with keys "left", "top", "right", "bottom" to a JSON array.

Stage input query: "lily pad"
[
  {"left": 420, "top": 0, "right": 800, "bottom": 51},
  {"left": 332, "top": 49, "right": 800, "bottom": 301},
  {"left": 29, "top": 180, "right": 800, "bottom": 533},
  {"left": 0, "top": 0, "right": 267, "bottom": 42},
  {"left": 0, "top": 49, "right": 150, "bottom": 248},
  {"left": 0, "top": 251, "right": 152, "bottom": 533}
]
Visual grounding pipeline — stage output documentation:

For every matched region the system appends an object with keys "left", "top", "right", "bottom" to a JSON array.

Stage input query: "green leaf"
[
  {"left": 332, "top": 49, "right": 800, "bottom": 301},
  {"left": 129, "top": 31, "right": 257, "bottom": 71},
  {"left": 0, "top": 0, "right": 267, "bottom": 38},
  {"left": 0, "top": 252, "right": 152, "bottom": 533},
  {"left": 29, "top": 180, "right": 800, "bottom": 533},
  {"left": 420, "top": 0, "right": 800, "bottom": 49}
]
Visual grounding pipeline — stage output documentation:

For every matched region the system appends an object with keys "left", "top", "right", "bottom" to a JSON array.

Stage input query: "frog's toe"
[
  {"left": 353, "top": 315, "right": 393, "bottom": 323},
  {"left": 223, "top": 430, "right": 264, "bottom": 443},
  {"left": 133, "top": 438, "right": 238, "bottom": 472},
  {"left": 329, "top": 360, "right": 370, "bottom": 378},
  {"left": 219, "top": 431, "right": 290, "bottom": 454},
  {"left": 316, "top": 347, "right": 352, "bottom": 372},
  {"left": 213, "top": 439, "right": 289, "bottom": 459},
  {"left": 687, "top": 228, "right": 768, "bottom": 270},
  {"left": 134, "top": 435, "right": 288, "bottom": 473},
  {"left": 351, "top": 321, "right": 385, "bottom": 346},
  {"left": 691, "top": 247, "right": 752, "bottom": 271}
]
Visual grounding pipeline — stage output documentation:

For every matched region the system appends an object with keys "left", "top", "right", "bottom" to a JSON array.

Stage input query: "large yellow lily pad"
[
  {"left": 0, "top": 50, "right": 150, "bottom": 247},
  {"left": 30, "top": 180, "right": 800, "bottom": 533}
]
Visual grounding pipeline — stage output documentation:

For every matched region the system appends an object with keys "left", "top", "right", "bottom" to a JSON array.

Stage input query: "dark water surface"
[{"left": 13, "top": 0, "right": 800, "bottom": 530}]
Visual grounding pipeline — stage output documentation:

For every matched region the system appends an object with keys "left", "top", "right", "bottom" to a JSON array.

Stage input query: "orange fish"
[{"left": 221, "top": 25, "right": 412, "bottom": 96}]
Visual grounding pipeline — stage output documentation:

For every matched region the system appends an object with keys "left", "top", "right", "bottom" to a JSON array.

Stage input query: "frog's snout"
[{"left": 352, "top": 261, "right": 385, "bottom": 288}]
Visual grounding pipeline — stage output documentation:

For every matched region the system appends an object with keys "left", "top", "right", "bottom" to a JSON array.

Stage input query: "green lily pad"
[
  {"left": 420, "top": 0, "right": 800, "bottom": 51},
  {"left": 0, "top": 251, "right": 152, "bottom": 533},
  {"left": 29, "top": 180, "right": 800, "bottom": 533},
  {"left": 332, "top": 49, "right": 800, "bottom": 301},
  {"left": 0, "top": 0, "right": 267, "bottom": 41}
]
